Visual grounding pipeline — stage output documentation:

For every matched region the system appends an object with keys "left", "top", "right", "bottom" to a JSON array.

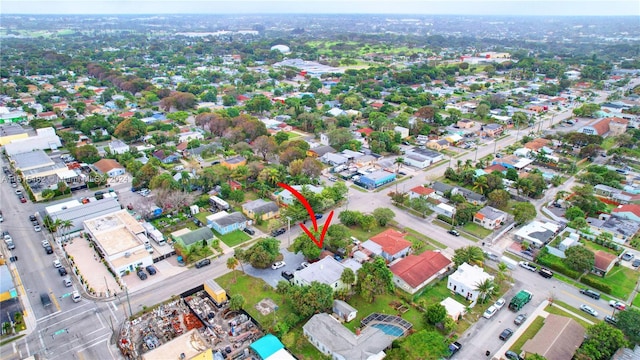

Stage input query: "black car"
[
  {"left": 448, "top": 229, "right": 460, "bottom": 236},
  {"left": 271, "top": 228, "right": 286, "bottom": 237},
  {"left": 243, "top": 227, "right": 255, "bottom": 235},
  {"left": 514, "top": 313, "right": 527, "bottom": 326},
  {"left": 633, "top": 259, "right": 640, "bottom": 268},
  {"left": 505, "top": 351, "right": 523, "bottom": 360},
  {"left": 58, "top": 267, "right": 68, "bottom": 276},
  {"left": 499, "top": 328, "right": 514, "bottom": 341},
  {"left": 195, "top": 259, "right": 211, "bottom": 268},
  {"left": 538, "top": 268, "right": 554, "bottom": 278},
  {"left": 29, "top": 215, "right": 37, "bottom": 222},
  {"left": 44, "top": 245, "right": 53, "bottom": 254},
  {"left": 145, "top": 265, "right": 157, "bottom": 275},
  {"left": 580, "top": 288, "right": 601, "bottom": 300},
  {"left": 137, "top": 270, "right": 147, "bottom": 280},
  {"left": 281, "top": 271, "right": 294, "bottom": 281}
]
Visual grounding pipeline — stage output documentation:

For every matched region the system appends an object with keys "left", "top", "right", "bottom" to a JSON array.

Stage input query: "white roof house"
[
  {"left": 293, "top": 257, "right": 359, "bottom": 291},
  {"left": 513, "top": 221, "right": 561, "bottom": 247},
  {"left": 440, "top": 297, "right": 467, "bottom": 321},
  {"left": 447, "top": 262, "right": 494, "bottom": 304}
]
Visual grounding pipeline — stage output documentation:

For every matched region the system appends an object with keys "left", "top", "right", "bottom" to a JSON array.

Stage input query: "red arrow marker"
[{"left": 277, "top": 182, "right": 334, "bottom": 249}]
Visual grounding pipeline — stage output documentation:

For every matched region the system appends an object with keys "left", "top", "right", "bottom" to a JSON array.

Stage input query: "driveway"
[{"left": 242, "top": 250, "right": 305, "bottom": 287}]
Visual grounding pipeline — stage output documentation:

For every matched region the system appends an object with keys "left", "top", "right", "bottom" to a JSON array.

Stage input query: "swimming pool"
[{"left": 371, "top": 323, "right": 405, "bottom": 337}]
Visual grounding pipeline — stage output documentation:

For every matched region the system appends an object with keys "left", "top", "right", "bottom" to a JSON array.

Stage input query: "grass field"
[
  {"left": 212, "top": 229, "right": 251, "bottom": 247},
  {"left": 341, "top": 291, "right": 426, "bottom": 333},
  {"left": 462, "top": 223, "right": 493, "bottom": 238},
  {"left": 509, "top": 316, "right": 545, "bottom": 353},
  {"left": 545, "top": 302, "right": 593, "bottom": 328},
  {"left": 590, "top": 266, "right": 638, "bottom": 300}
]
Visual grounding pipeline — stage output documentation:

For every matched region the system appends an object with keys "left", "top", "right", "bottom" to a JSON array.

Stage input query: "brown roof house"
[
  {"left": 593, "top": 250, "right": 618, "bottom": 276},
  {"left": 390, "top": 251, "right": 452, "bottom": 294},
  {"left": 609, "top": 117, "right": 629, "bottom": 137},
  {"left": 521, "top": 314, "right": 585, "bottom": 360},
  {"left": 579, "top": 118, "right": 611, "bottom": 136},
  {"left": 362, "top": 229, "right": 412, "bottom": 262},
  {"left": 93, "top": 159, "right": 125, "bottom": 178}
]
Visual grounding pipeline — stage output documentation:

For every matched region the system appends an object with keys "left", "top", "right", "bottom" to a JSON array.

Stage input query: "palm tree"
[
  {"left": 452, "top": 246, "right": 484, "bottom": 266},
  {"left": 234, "top": 249, "right": 246, "bottom": 274},
  {"left": 394, "top": 157, "right": 404, "bottom": 193},
  {"left": 496, "top": 262, "right": 511, "bottom": 283},
  {"left": 473, "top": 176, "right": 489, "bottom": 195},
  {"left": 464, "top": 159, "right": 473, "bottom": 171},
  {"left": 60, "top": 220, "right": 73, "bottom": 242},
  {"left": 475, "top": 279, "right": 497, "bottom": 304},
  {"left": 226, "top": 257, "right": 239, "bottom": 282},
  {"left": 456, "top": 159, "right": 463, "bottom": 173}
]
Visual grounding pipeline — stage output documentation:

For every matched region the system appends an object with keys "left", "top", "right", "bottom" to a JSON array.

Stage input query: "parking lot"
[{"left": 242, "top": 249, "right": 306, "bottom": 287}]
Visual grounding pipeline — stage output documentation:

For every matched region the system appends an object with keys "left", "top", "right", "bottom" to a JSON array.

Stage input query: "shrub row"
[
  {"left": 537, "top": 254, "right": 581, "bottom": 279},
  {"left": 437, "top": 214, "right": 454, "bottom": 225},
  {"left": 581, "top": 276, "right": 612, "bottom": 294}
]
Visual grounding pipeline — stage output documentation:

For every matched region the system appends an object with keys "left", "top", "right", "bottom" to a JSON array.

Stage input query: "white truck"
[{"left": 141, "top": 222, "right": 166, "bottom": 246}]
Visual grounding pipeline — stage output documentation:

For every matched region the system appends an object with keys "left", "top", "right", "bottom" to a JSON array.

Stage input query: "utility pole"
[
  {"left": 125, "top": 286, "right": 132, "bottom": 318},
  {"left": 286, "top": 217, "right": 292, "bottom": 246}
]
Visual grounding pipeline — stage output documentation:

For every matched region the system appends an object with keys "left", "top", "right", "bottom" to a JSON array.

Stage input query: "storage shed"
[{"left": 204, "top": 279, "right": 227, "bottom": 306}]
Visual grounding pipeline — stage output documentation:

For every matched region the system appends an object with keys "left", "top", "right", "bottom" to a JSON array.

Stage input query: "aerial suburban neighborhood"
[{"left": 0, "top": 6, "right": 640, "bottom": 360}]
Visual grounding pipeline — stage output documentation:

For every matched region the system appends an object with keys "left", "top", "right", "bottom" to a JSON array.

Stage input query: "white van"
[{"left": 500, "top": 256, "right": 518, "bottom": 270}]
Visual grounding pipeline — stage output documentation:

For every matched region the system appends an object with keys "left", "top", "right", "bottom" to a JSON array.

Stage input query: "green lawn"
[
  {"left": 406, "top": 234, "right": 436, "bottom": 254},
  {"left": 462, "top": 223, "right": 493, "bottom": 238},
  {"left": 346, "top": 225, "right": 384, "bottom": 243},
  {"left": 633, "top": 293, "right": 640, "bottom": 308},
  {"left": 509, "top": 316, "right": 545, "bottom": 353},
  {"left": 341, "top": 291, "right": 425, "bottom": 332},
  {"left": 212, "top": 229, "right": 251, "bottom": 247},
  {"left": 280, "top": 325, "right": 324, "bottom": 360},
  {"left": 590, "top": 266, "right": 638, "bottom": 300},
  {"left": 581, "top": 240, "right": 623, "bottom": 256},
  {"left": 194, "top": 211, "right": 212, "bottom": 224},
  {"left": 403, "top": 226, "right": 447, "bottom": 249}
]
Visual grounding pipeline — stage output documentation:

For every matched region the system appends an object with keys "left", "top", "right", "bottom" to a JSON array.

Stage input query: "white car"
[
  {"left": 271, "top": 261, "right": 286, "bottom": 270},
  {"left": 34, "top": 225, "right": 42, "bottom": 232},
  {"left": 483, "top": 305, "right": 498, "bottom": 319},
  {"left": 42, "top": 239, "right": 50, "bottom": 248},
  {"left": 519, "top": 261, "right": 537, "bottom": 272},
  {"left": 494, "top": 298, "right": 506, "bottom": 310},
  {"left": 580, "top": 304, "right": 598, "bottom": 317},
  {"left": 53, "top": 259, "right": 62, "bottom": 268}
]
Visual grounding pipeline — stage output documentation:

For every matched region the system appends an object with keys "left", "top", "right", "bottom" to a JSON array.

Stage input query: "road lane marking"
[
  {"left": 48, "top": 333, "right": 111, "bottom": 359},
  {"left": 38, "top": 308, "right": 98, "bottom": 328},
  {"left": 24, "top": 338, "right": 30, "bottom": 357},
  {"left": 50, "top": 289, "right": 61, "bottom": 312},
  {"left": 560, "top": 289, "right": 610, "bottom": 314},
  {"left": 110, "top": 301, "right": 117, "bottom": 312}
]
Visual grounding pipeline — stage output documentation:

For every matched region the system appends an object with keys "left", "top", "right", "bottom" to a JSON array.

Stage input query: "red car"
[{"left": 20, "top": 197, "right": 27, "bottom": 203}]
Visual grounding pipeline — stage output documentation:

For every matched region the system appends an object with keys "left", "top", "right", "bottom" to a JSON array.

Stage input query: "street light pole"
[{"left": 286, "top": 216, "right": 291, "bottom": 246}]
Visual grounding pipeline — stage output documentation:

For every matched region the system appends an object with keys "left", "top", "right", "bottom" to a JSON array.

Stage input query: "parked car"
[
  {"left": 44, "top": 245, "right": 53, "bottom": 254},
  {"left": 514, "top": 313, "right": 527, "bottom": 326},
  {"left": 538, "top": 268, "right": 554, "bottom": 278},
  {"left": 494, "top": 298, "right": 506, "bottom": 310},
  {"left": 58, "top": 267, "right": 68, "bottom": 276},
  {"left": 484, "top": 251, "right": 499, "bottom": 262},
  {"left": 146, "top": 265, "right": 157, "bottom": 275},
  {"left": 20, "top": 197, "right": 27, "bottom": 203},
  {"left": 53, "top": 260, "right": 62, "bottom": 268},
  {"left": 270, "top": 228, "right": 286, "bottom": 237},
  {"left": 29, "top": 215, "right": 37, "bottom": 222},
  {"left": 499, "top": 328, "right": 514, "bottom": 341},
  {"left": 15, "top": 189, "right": 22, "bottom": 196},
  {"left": 243, "top": 227, "right": 255, "bottom": 235},
  {"left": 621, "top": 253, "right": 635, "bottom": 261},
  {"left": 579, "top": 288, "right": 601, "bottom": 300},
  {"left": 633, "top": 259, "right": 640, "bottom": 268},
  {"left": 447, "top": 229, "right": 460, "bottom": 237},
  {"left": 328, "top": 176, "right": 338, "bottom": 182},
  {"left": 271, "top": 261, "right": 286, "bottom": 270},
  {"left": 609, "top": 300, "right": 626, "bottom": 311},
  {"left": 137, "top": 270, "right": 148, "bottom": 280},
  {"left": 505, "top": 350, "right": 523, "bottom": 360},
  {"left": 604, "top": 315, "right": 618, "bottom": 325},
  {"left": 281, "top": 271, "right": 294, "bottom": 280},
  {"left": 518, "top": 261, "right": 537, "bottom": 272},
  {"left": 195, "top": 259, "right": 211, "bottom": 268},
  {"left": 34, "top": 225, "right": 41, "bottom": 232},
  {"left": 314, "top": 213, "right": 323, "bottom": 220},
  {"left": 42, "top": 240, "right": 50, "bottom": 247},
  {"left": 447, "top": 341, "right": 462, "bottom": 358},
  {"left": 580, "top": 304, "right": 598, "bottom": 317},
  {"left": 483, "top": 305, "right": 498, "bottom": 319}
]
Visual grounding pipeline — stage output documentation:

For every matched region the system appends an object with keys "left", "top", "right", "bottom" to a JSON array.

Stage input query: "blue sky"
[{"left": 1, "top": 0, "right": 638, "bottom": 16}]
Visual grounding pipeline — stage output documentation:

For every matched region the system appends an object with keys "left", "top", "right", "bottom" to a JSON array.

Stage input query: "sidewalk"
[{"left": 7, "top": 261, "right": 37, "bottom": 338}]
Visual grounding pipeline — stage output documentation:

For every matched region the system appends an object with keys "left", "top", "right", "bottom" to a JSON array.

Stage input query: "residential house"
[
  {"left": 457, "top": 119, "right": 475, "bottom": 129},
  {"left": 294, "top": 256, "right": 360, "bottom": 291},
  {"left": 327, "top": 108, "right": 346, "bottom": 117},
  {"left": 524, "top": 138, "right": 551, "bottom": 152},
  {"left": 481, "top": 123, "right": 504, "bottom": 137},
  {"left": 492, "top": 154, "right": 533, "bottom": 170},
  {"left": 594, "top": 184, "right": 637, "bottom": 205},
  {"left": 358, "top": 170, "right": 396, "bottom": 190},
  {"left": 36, "top": 111, "right": 57, "bottom": 120},
  {"left": 173, "top": 227, "right": 216, "bottom": 250},
  {"left": 444, "top": 134, "right": 463, "bottom": 145},
  {"left": 152, "top": 150, "right": 179, "bottom": 164},
  {"left": 513, "top": 221, "right": 561, "bottom": 248},
  {"left": 521, "top": 314, "right": 585, "bottom": 360},
  {"left": 612, "top": 204, "right": 640, "bottom": 223},
  {"left": 407, "top": 185, "right": 435, "bottom": 200},
  {"left": 403, "top": 147, "right": 444, "bottom": 169},
  {"left": 431, "top": 182, "right": 487, "bottom": 205},
  {"left": 332, "top": 300, "right": 357, "bottom": 323},
  {"left": 579, "top": 118, "right": 611, "bottom": 136},
  {"left": 390, "top": 251, "right": 452, "bottom": 294},
  {"left": 242, "top": 199, "right": 280, "bottom": 221},
  {"left": 108, "top": 139, "right": 130, "bottom": 154},
  {"left": 364, "top": 229, "right": 412, "bottom": 262},
  {"left": 586, "top": 215, "right": 640, "bottom": 244},
  {"left": 221, "top": 155, "right": 247, "bottom": 170},
  {"left": 440, "top": 297, "right": 467, "bottom": 321},
  {"left": 303, "top": 313, "right": 400, "bottom": 360},
  {"left": 93, "top": 159, "right": 125, "bottom": 178},
  {"left": 433, "top": 203, "right": 456, "bottom": 218},
  {"left": 177, "top": 131, "right": 204, "bottom": 143},
  {"left": 394, "top": 126, "right": 409, "bottom": 138},
  {"left": 278, "top": 185, "right": 323, "bottom": 206},
  {"left": 593, "top": 250, "right": 618, "bottom": 276},
  {"left": 320, "top": 152, "right": 349, "bottom": 166},
  {"left": 426, "top": 139, "right": 450, "bottom": 151},
  {"left": 608, "top": 117, "right": 628, "bottom": 137},
  {"left": 307, "top": 145, "right": 336, "bottom": 158},
  {"left": 447, "top": 262, "right": 494, "bottom": 303},
  {"left": 319, "top": 133, "right": 330, "bottom": 146},
  {"left": 474, "top": 206, "right": 507, "bottom": 230},
  {"left": 206, "top": 212, "right": 247, "bottom": 235}
]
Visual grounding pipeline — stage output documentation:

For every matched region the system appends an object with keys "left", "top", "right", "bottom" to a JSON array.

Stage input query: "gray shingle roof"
[{"left": 210, "top": 212, "right": 246, "bottom": 227}]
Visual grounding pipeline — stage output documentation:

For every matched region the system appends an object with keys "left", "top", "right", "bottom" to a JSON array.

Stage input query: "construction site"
[{"left": 118, "top": 280, "right": 264, "bottom": 360}]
